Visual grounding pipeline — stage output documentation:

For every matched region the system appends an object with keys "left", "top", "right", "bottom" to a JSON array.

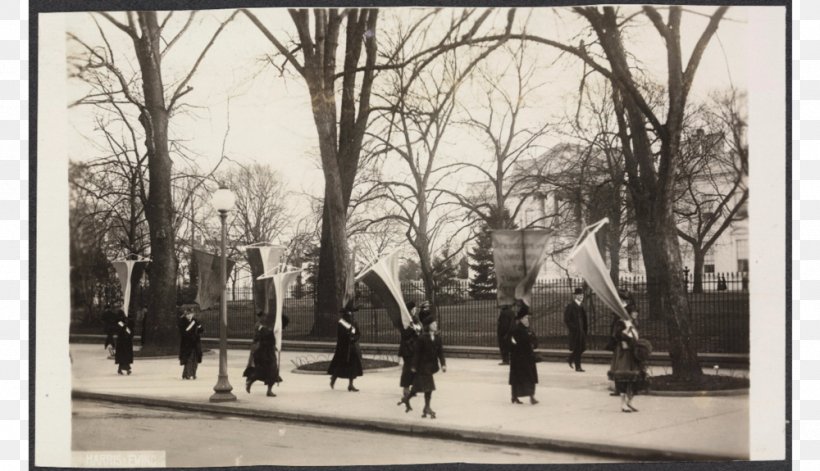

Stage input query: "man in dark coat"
[
  {"left": 113, "top": 310, "right": 134, "bottom": 375},
  {"left": 496, "top": 304, "right": 516, "bottom": 365},
  {"left": 509, "top": 301, "right": 539, "bottom": 405},
  {"left": 327, "top": 301, "right": 364, "bottom": 392},
  {"left": 564, "top": 287, "right": 588, "bottom": 372},
  {"left": 178, "top": 306, "right": 204, "bottom": 380}
]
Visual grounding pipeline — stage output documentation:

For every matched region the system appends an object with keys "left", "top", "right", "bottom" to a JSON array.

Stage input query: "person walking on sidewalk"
[
  {"left": 113, "top": 310, "right": 134, "bottom": 375},
  {"left": 397, "top": 301, "right": 422, "bottom": 412},
  {"left": 496, "top": 304, "right": 516, "bottom": 365},
  {"left": 328, "top": 301, "right": 363, "bottom": 392},
  {"left": 178, "top": 305, "right": 204, "bottom": 380},
  {"left": 408, "top": 308, "right": 446, "bottom": 419},
  {"left": 564, "top": 287, "right": 588, "bottom": 372},
  {"left": 608, "top": 306, "right": 643, "bottom": 413},
  {"left": 244, "top": 311, "right": 285, "bottom": 397},
  {"left": 508, "top": 300, "right": 539, "bottom": 405}
]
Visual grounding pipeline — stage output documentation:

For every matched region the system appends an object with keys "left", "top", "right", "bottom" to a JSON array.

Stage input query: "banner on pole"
[
  {"left": 568, "top": 218, "right": 630, "bottom": 321},
  {"left": 491, "top": 230, "right": 551, "bottom": 306},
  {"left": 355, "top": 252, "right": 411, "bottom": 330},
  {"left": 259, "top": 267, "right": 300, "bottom": 354},
  {"left": 194, "top": 249, "right": 236, "bottom": 311},
  {"left": 246, "top": 245, "right": 285, "bottom": 314},
  {"left": 111, "top": 259, "right": 148, "bottom": 317}
]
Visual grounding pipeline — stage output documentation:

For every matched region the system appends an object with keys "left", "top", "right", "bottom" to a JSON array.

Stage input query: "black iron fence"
[
  {"left": 70, "top": 273, "right": 749, "bottom": 354},
  {"left": 191, "top": 272, "right": 749, "bottom": 354}
]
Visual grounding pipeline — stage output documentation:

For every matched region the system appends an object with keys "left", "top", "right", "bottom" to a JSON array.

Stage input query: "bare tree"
[
  {"left": 675, "top": 89, "right": 748, "bottom": 292},
  {"left": 69, "top": 10, "right": 238, "bottom": 354},
  {"left": 223, "top": 162, "right": 289, "bottom": 245},
  {"left": 442, "top": 42, "right": 551, "bottom": 230},
  {"left": 363, "top": 32, "right": 506, "bottom": 309},
  {"left": 241, "top": 7, "right": 516, "bottom": 334}
]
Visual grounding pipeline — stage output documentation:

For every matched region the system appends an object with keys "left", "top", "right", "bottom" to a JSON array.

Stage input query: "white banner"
[{"left": 568, "top": 219, "right": 629, "bottom": 321}]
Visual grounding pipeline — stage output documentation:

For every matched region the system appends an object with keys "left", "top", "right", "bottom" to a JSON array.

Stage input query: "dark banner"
[{"left": 194, "top": 249, "right": 236, "bottom": 311}]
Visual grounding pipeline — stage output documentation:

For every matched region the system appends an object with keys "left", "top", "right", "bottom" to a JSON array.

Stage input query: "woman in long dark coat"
[
  {"left": 327, "top": 302, "right": 363, "bottom": 392},
  {"left": 607, "top": 307, "right": 642, "bottom": 413},
  {"left": 178, "top": 306, "right": 204, "bottom": 380},
  {"left": 408, "top": 309, "right": 446, "bottom": 419},
  {"left": 244, "top": 311, "right": 281, "bottom": 397},
  {"left": 508, "top": 301, "right": 539, "bottom": 405},
  {"left": 397, "top": 302, "right": 422, "bottom": 411},
  {"left": 113, "top": 310, "right": 134, "bottom": 375}
]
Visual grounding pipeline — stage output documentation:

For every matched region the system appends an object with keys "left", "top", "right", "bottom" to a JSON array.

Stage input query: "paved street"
[
  {"left": 71, "top": 344, "right": 749, "bottom": 462},
  {"left": 73, "top": 400, "right": 621, "bottom": 466}
]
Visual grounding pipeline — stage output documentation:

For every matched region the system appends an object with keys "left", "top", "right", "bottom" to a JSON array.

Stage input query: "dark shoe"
[
  {"left": 511, "top": 396, "right": 523, "bottom": 404},
  {"left": 422, "top": 407, "right": 436, "bottom": 419},
  {"left": 627, "top": 404, "right": 638, "bottom": 412},
  {"left": 499, "top": 361, "right": 509, "bottom": 365},
  {"left": 575, "top": 368, "right": 585, "bottom": 372},
  {"left": 330, "top": 376, "right": 336, "bottom": 389},
  {"left": 609, "top": 392, "right": 620, "bottom": 396},
  {"left": 245, "top": 381, "right": 252, "bottom": 394},
  {"left": 621, "top": 408, "right": 632, "bottom": 413},
  {"left": 117, "top": 370, "right": 123, "bottom": 376},
  {"left": 348, "top": 384, "right": 359, "bottom": 392},
  {"left": 530, "top": 396, "right": 539, "bottom": 405},
  {"left": 126, "top": 370, "right": 132, "bottom": 375},
  {"left": 567, "top": 357, "right": 573, "bottom": 369},
  {"left": 266, "top": 391, "right": 276, "bottom": 397},
  {"left": 182, "top": 375, "right": 189, "bottom": 380}
]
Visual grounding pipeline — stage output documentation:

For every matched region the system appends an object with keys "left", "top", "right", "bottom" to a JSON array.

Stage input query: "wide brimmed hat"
[
  {"left": 405, "top": 301, "right": 416, "bottom": 311},
  {"left": 573, "top": 287, "right": 584, "bottom": 295},
  {"left": 339, "top": 300, "right": 359, "bottom": 314}
]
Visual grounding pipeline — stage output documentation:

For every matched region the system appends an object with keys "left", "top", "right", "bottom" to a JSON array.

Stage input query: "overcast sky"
[{"left": 63, "top": 5, "right": 752, "bottom": 250}]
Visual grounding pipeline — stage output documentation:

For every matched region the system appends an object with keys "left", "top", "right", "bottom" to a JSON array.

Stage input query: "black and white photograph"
[{"left": 33, "top": 1, "right": 787, "bottom": 468}]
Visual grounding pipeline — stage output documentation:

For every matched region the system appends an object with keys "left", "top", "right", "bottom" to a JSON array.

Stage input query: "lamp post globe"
[{"left": 210, "top": 184, "right": 237, "bottom": 403}]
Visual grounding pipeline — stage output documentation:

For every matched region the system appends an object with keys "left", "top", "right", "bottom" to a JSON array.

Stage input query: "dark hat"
[
  {"left": 618, "top": 289, "right": 631, "bottom": 301},
  {"left": 406, "top": 301, "right": 416, "bottom": 311},
  {"left": 339, "top": 300, "right": 359, "bottom": 314},
  {"left": 419, "top": 309, "right": 436, "bottom": 326},
  {"left": 515, "top": 301, "right": 530, "bottom": 319},
  {"left": 256, "top": 311, "right": 266, "bottom": 318},
  {"left": 573, "top": 287, "right": 584, "bottom": 295}
]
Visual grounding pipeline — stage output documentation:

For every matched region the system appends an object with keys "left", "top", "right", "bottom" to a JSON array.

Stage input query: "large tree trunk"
[
  {"left": 691, "top": 248, "right": 705, "bottom": 294},
  {"left": 133, "top": 12, "right": 178, "bottom": 355}
]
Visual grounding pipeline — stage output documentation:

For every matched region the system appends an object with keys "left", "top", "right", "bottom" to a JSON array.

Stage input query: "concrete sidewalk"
[{"left": 70, "top": 344, "right": 748, "bottom": 462}]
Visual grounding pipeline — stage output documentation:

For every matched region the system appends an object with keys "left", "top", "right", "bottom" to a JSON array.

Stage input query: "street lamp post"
[{"left": 210, "top": 185, "right": 237, "bottom": 403}]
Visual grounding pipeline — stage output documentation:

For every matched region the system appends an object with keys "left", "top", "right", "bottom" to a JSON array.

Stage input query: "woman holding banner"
[
  {"left": 244, "top": 311, "right": 284, "bottom": 397},
  {"left": 178, "top": 306, "right": 204, "bottom": 380},
  {"left": 397, "top": 302, "right": 422, "bottom": 412},
  {"left": 328, "top": 302, "right": 364, "bottom": 392},
  {"left": 508, "top": 301, "right": 539, "bottom": 405},
  {"left": 607, "top": 303, "right": 642, "bottom": 413},
  {"left": 113, "top": 310, "right": 134, "bottom": 375},
  {"left": 408, "top": 308, "right": 446, "bottom": 419}
]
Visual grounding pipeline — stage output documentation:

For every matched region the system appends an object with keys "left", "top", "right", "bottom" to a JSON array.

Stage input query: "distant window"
[
  {"left": 738, "top": 259, "right": 749, "bottom": 272},
  {"left": 704, "top": 264, "right": 715, "bottom": 274},
  {"left": 736, "top": 239, "right": 749, "bottom": 260}
]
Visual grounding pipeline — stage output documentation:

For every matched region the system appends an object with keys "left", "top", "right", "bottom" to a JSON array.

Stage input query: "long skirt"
[
  {"left": 399, "top": 357, "right": 415, "bottom": 388},
  {"left": 608, "top": 344, "right": 641, "bottom": 394},
  {"left": 410, "top": 373, "right": 435, "bottom": 393},
  {"left": 182, "top": 352, "right": 198, "bottom": 379}
]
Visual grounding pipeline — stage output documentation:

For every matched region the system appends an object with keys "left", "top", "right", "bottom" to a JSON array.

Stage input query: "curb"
[
  {"left": 72, "top": 390, "right": 746, "bottom": 462},
  {"left": 646, "top": 388, "right": 749, "bottom": 397}
]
